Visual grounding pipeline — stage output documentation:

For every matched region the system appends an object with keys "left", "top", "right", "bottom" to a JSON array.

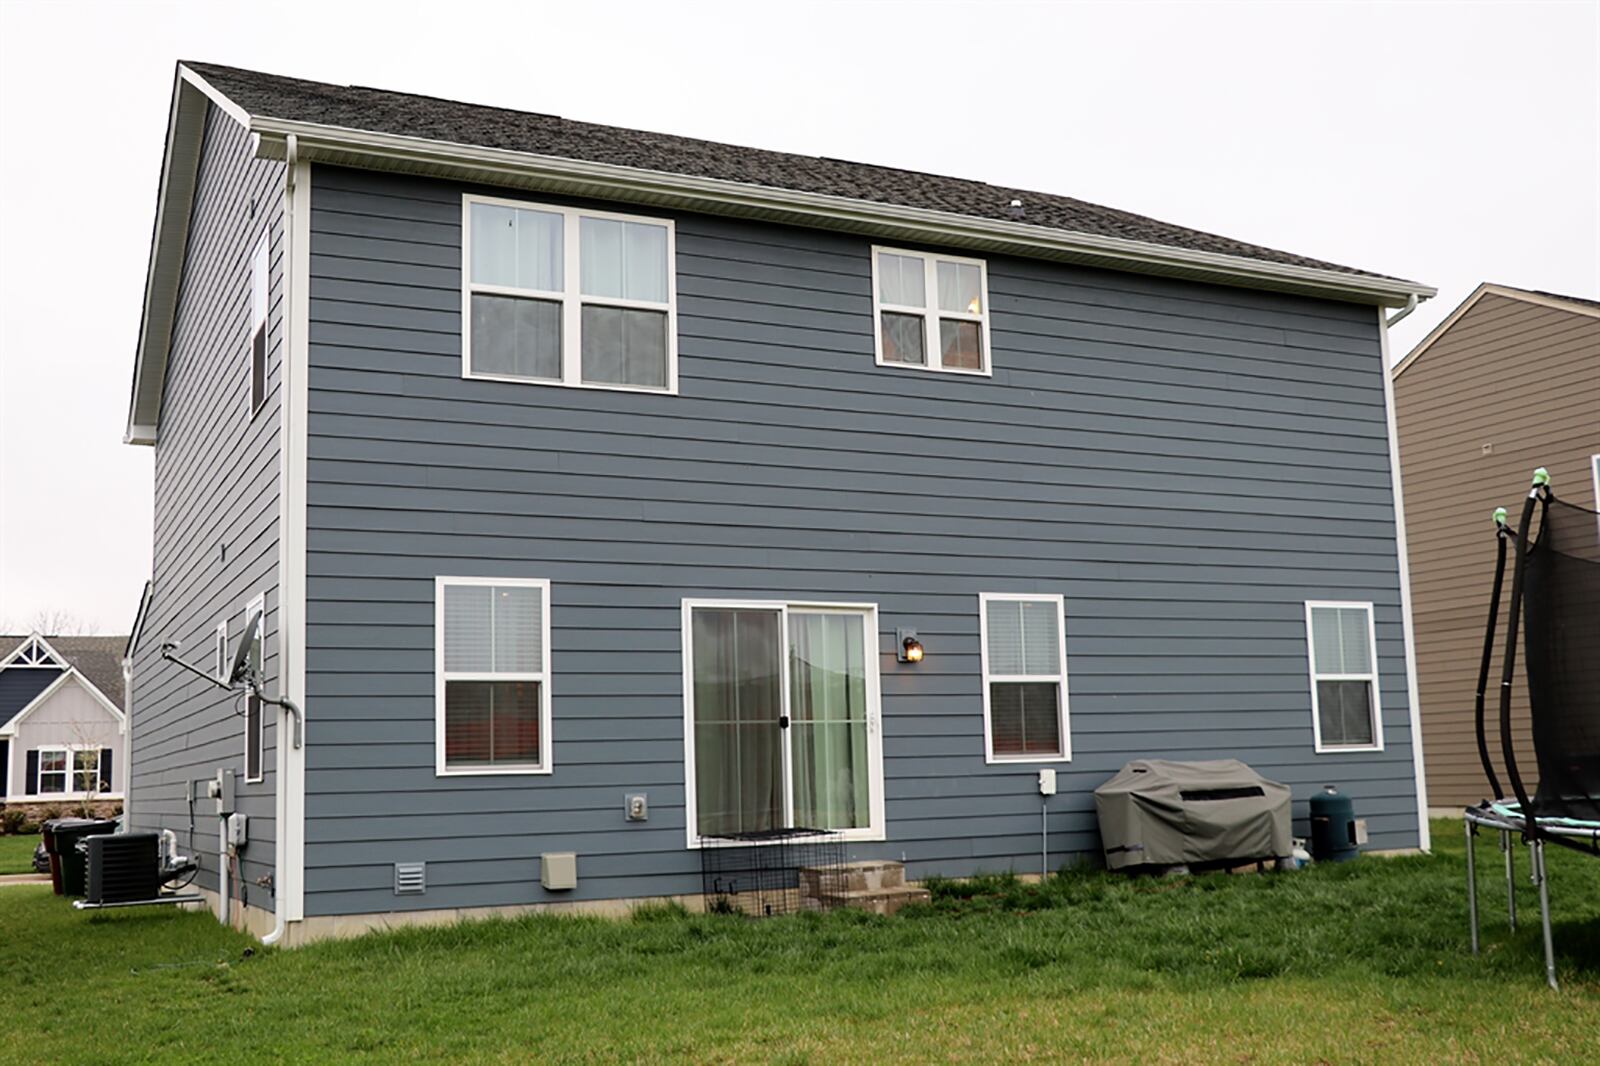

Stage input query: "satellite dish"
[{"left": 228, "top": 607, "right": 262, "bottom": 687}]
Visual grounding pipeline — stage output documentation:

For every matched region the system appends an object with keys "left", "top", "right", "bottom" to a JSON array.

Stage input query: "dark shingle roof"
[
  {"left": 0, "top": 636, "right": 127, "bottom": 713},
  {"left": 1534, "top": 290, "right": 1600, "bottom": 311},
  {"left": 185, "top": 62, "right": 1398, "bottom": 283}
]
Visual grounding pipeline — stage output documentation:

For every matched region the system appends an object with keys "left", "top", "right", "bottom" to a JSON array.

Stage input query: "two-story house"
[{"left": 124, "top": 62, "right": 1435, "bottom": 943}]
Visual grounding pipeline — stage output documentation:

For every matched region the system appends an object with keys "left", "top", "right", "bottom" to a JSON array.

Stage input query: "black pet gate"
[{"left": 699, "top": 827, "right": 847, "bottom": 917}]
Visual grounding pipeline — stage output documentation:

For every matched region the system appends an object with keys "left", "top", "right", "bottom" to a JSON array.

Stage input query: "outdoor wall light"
[{"left": 897, "top": 628, "right": 924, "bottom": 664}]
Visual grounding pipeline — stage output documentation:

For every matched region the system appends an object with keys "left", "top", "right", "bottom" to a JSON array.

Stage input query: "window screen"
[
  {"left": 981, "top": 595, "right": 1069, "bottom": 760},
  {"left": 438, "top": 579, "right": 550, "bottom": 771}
]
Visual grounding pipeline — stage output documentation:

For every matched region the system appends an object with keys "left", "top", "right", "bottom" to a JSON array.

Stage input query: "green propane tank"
[{"left": 1309, "top": 785, "right": 1359, "bottom": 862}]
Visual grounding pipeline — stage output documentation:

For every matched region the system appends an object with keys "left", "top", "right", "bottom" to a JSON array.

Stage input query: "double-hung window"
[
  {"left": 72, "top": 749, "right": 101, "bottom": 793},
  {"left": 872, "top": 246, "right": 991, "bottom": 375},
  {"left": 37, "top": 747, "right": 68, "bottom": 794},
  {"left": 436, "top": 577, "right": 552, "bottom": 774},
  {"left": 462, "top": 195, "right": 677, "bottom": 393},
  {"left": 979, "top": 594, "right": 1071, "bottom": 762},
  {"left": 1305, "top": 601, "right": 1383, "bottom": 751}
]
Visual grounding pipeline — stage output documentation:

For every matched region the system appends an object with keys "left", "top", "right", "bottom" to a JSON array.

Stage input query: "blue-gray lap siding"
[
  {"left": 302, "top": 165, "right": 1421, "bottom": 916},
  {"left": 127, "top": 102, "right": 283, "bottom": 906}
]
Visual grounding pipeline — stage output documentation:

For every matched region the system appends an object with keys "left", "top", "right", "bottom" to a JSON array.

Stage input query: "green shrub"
[{"left": 0, "top": 808, "right": 25, "bottom": 835}]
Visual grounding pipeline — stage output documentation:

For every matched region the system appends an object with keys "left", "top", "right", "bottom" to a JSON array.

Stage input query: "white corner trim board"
[{"left": 1378, "top": 306, "right": 1431, "bottom": 852}]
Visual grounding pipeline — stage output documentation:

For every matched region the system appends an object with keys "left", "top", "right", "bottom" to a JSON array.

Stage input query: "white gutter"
[
  {"left": 1385, "top": 293, "right": 1419, "bottom": 327},
  {"left": 249, "top": 117, "right": 1436, "bottom": 309}
]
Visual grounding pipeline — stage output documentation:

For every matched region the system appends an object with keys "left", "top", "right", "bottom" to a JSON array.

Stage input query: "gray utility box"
[
  {"left": 1094, "top": 759, "right": 1292, "bottom": 871},
  {"left": 541, "top": 852, "right": 577, "bottom": 891}
]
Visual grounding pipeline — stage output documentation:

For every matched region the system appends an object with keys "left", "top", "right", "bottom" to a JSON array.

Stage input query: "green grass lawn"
[
  {"left": 2, "top": 820, "right": 1596, "bottom": 1064},
  {"left": 0, "top": 833, "right": 41, "bottom": 875}
]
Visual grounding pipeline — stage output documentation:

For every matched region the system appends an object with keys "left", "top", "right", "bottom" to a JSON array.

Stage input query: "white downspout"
[
  {"left": 263, "top": 133, "right": 298, "bottom": 947},
  {"left": 1386, "top": 293, "right": 1419, "bottom": 328}
]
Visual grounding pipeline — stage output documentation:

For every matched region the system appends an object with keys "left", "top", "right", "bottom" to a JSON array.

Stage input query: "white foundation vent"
[{"left": 394, "top": 862, "right": 427, "bottom": 895}]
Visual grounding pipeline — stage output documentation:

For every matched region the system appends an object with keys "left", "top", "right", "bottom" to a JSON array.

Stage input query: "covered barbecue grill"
[{"left": 1094, "top": 759, "right": 1292, "bottom": 871}]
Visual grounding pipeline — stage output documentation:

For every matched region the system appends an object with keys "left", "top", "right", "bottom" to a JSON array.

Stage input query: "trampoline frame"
[{"left": 1462, "top": 468, "right": 1600, "bottom": 991}]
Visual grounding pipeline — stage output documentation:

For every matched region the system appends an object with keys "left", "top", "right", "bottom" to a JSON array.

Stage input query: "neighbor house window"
[
  {"left": 244, "top": 594, "right": 265, "bottom": 783},
  {"left": 872, "top": 246, "right": 991, "bottom": 374},
  {"left": 462, "top": 196, "right": 676, "bottom": 393},
  {"left": 682, "top": 600, "right": 885, "bottom": 845},
  {"left": 1305, "top": 601, "right": 1383, "bottom": 751},
  {"left": 72, "top": 749, "right": 101, "bottom": 793},
  {"left": 37, "top": 748, "right": 68, "bottom": 794},
  {"left": 249, "top": 235, "right": 269, "bottom": 412},
  {"left": 435, "top": 577, "right": 552, "bottom": 774},
  {"left": 979, "top": 594, "right": 1071, "bottom": 762}
]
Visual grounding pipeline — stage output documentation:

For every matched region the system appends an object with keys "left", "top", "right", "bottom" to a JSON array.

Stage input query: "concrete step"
[
  {"left": 800, "top": 859, "right": 907, "bottom": 897},
  {"left": 814, "top": 884, "right": 931, "bottom": 917}
]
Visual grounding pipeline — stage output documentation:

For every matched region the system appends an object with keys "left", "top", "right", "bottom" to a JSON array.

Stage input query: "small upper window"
[
  {"left": 463, "top": 196, "right": 676, "bottom": 393},
  {"left": 1305, "top": 602, "right": 1382, "bottom": 751},
  {"left": 979, "top": 594, "right": 1070, "bottom": 762},
  {"left": 214, "top": 621, "right": 228, "bottom": 683},
  {"left": 249, "top": 235, "right": 269, "bottom": 413},
  {"left": 872, "top": 246, "right": 991, "bottom": 375},
  {"left": 435, "top": 577, "right": 552, "bottom": 774},
  {"left": 244, "top": 595, "right": 265, "bottom": 782}
]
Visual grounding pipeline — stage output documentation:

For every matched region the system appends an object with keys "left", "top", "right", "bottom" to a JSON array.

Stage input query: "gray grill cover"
[{"left": 1093, "top": 759, "right": 1292, "bottom": 870}]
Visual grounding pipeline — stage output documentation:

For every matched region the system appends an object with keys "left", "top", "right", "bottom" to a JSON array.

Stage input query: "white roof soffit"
[{"left": 251, "top": 118, "right": 1434, "bottom": 309}]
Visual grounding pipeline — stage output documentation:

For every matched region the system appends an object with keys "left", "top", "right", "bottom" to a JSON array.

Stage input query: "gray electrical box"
[
  {"left": 209, "top": 768, "right": 236, "bottom": 816},
  {"left": 626, "top": 793, "right": 648, "bottom": 821},
  {"left": 541, "top": 852, "right": 577, "bottom": 891}
]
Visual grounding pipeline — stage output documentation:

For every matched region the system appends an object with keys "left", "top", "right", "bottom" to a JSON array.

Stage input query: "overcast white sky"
[{"left": 1, "top": 0, "right": 1596, "bottom": 634}]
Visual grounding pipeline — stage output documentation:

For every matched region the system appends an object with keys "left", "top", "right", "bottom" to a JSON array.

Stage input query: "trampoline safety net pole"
[{"left": 1465, "top": 818, "right": 1480, "bottom": 955}]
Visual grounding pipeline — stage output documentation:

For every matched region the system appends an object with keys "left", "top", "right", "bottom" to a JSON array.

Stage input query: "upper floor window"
[
  {"left": 249, "top": 235, "right": 269, "bottom": 413},
  {"left": 1305, "top": 601, "right": 1383, "bottom": 752},
  {"left": 979, "top": 593, "right": 1070, "bottom": 762},
  {"left": 435, "top": 577, "right": 552, "bottom": 775},
  {"left": 872, "top": 246, "right": 991, "bottom": 375},
  {"left": 462, "top": 196, "right": 677, "bottom": 394}
]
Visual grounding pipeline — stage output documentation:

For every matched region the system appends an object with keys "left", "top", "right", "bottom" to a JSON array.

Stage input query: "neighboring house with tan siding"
[{"left": 1393, "top": 284, "right": 1600, "bottom": 810}]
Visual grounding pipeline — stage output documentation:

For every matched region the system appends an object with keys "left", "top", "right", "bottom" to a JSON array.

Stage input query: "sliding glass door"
[{"left": 685, "top": 601, "right": 883, "bottom": 844}]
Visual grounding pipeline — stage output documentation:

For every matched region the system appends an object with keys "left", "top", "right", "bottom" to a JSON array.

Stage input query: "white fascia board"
[
  {"left": 125, "top": 66, "right": 252, "bottom": 446},
  {"left": 250, "top": 117, "right": 1436, "bottom": 309},
  {"left": 1393, "top": 282, "right": 1600, "bottom": 380}
]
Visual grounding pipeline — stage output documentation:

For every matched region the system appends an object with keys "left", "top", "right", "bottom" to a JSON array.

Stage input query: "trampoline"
[{"left": 1463, "top": 468, "right": 1600, "bottom": 990}]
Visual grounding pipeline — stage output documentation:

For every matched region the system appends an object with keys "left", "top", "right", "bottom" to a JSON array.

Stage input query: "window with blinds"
[
  {"left": 872, "top": 246, "right": 991, "bottom": 375},
  {"left": 436, "top": 577, "right": 552, "bottom": 774},
  {"left": 979, "top": 594, "right": 1071, "bottom": 762},
  {"left": 1305, "top": 601, "right": 1382, "bottom": 751},
  {"left": 463, "top": 195, "right": 677, "bottom": 393}
]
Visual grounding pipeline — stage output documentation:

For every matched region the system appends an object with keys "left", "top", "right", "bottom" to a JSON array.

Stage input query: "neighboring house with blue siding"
[
  {"left": 1, "top": 634, "right": 126, "bottom": 813},
  {"left": 124, "top": 62, "right": 1436, "bottom": 943}
]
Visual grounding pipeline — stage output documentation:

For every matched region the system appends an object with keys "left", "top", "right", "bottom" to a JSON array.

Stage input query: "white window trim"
[
  {"left": 680, "top": 598, "right": 887, "bottom": 848},
  {"left": 977, "top": 592, "right": 1072, "bottom": 764},
  {"left": 1304, "top": 600, "right": 1385, "bottom": 754},
  {"left": 460, "top": 193, "right": 679, "bottom": 395},
  {"left": 36, "top": 745, "right": 69, "bottom": 795},
  {"left": 1590, "top": 454, "right": 1599, "bottom": 537},
  {"left": 214, "top": 619, "right": 229, "bottom": 683},
  {"left": 870, "top": 245, "right": 994, "bottom": 377},
  {"left": 243, "top": 593, "right": 266, "bottom": 783},
  {"left": 248, "top": 232, "right": 270, "bottom": 418},
  {"left": 434, "top": 576, "right": 553, "bottom": 777}
]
